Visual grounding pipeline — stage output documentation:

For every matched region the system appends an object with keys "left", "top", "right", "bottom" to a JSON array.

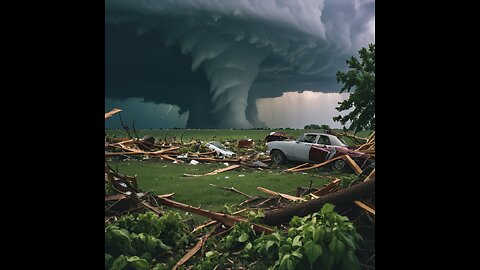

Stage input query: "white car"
[
  {"left": 205, "top": 141, "right": 236, "bottom": 158},
  {"left": 266, "top": 133, "right": 348, "bottom": 164}
]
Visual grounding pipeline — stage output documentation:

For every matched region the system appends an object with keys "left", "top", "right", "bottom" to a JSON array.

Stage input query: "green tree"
[{"left": 333, "top": 43, "right": 375, "bottom": 133}]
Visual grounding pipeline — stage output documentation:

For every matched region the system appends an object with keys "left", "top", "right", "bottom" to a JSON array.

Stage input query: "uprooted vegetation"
[{"left": 105, "top": 108, "right": 375, "bottom": 270}]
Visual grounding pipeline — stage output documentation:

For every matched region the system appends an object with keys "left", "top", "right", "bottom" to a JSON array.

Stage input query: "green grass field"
[
  {"left": 109, "top": 160, "right": 353, "bottom": 211},
  {"left": 106, "top": 128, "right": 371, "bottom": 219},
  {"left": 106, "top": 129, "right": 372, "bottom": 146}
]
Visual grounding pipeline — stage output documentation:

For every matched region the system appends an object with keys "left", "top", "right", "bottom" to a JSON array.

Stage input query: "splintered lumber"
[
  {"left": 172, "top": 223, "right": 221, "bottom": 270},
  {"left": 363, "top": 169, "right": 375, "bottom": 182},
  {"left": 105, "top": 147, "right": 180, "bottom": 156},
  {"left": 284, "top": 163, "right": 310, "bottom": 172},
  {"left": 159, "top": 154, "right": 185, "bottom": 163},
  {"left": 155, "top": 197, "right": 274, "bottom": 234},
  {"left": 262, "top": 178, "right": 375, "bottom": 226},
  {"left": 105, "top": 194, "right": 127, "bottom": 201},
  {"left": 257, "top": 187, "right": 307, "bottom": 202},
  {"left": 343, "top": 155, "right": 363, "bottom": 174},
  {"left": 354, "top": 200, "right": 375, "bottom": 216},
  {"left": 287, "top": 155, "right": 347, "bottom": 173},
  {"left": 190, "top": 157, "right": 240, "bottom": 163},
  {"left": 191, "top": 209, "right": 247, "bottom": 233},
  {"left": 311, "top": 179, "right": 341, "bottom": 196},
  {"left": 184, "top": 164, "right": 240, "bottom": 177},
  {"left": 209, "top": 184, "right": 252, "bottom": 198},
  {"left": 105, "top": 108, "right": 122, "bottom": 120}
]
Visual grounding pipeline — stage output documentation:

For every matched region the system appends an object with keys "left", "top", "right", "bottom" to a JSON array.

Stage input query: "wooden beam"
[
  {"left": 184, "top": 165, "right": 240, "bottom": 177},
  {"left": 285, "top": 162, "right": 311, "bottom": 172},
  {"left": 105, "top": 108, "right": 122, "bottom": 120},
  {"left": 289, "top": 155, "right": 347, "bottom": 173},
  {"left": 343, "top": 155, "right": 363, "bottom": 174},
  {"left": 311, "top": 179, "right": 341, "bottom": 196},
  {"left": 354, "top": 200, "right": 375, "bottom": 216},
  {"left": 257, "top": 187, "right": 307, "bottom": 202}
]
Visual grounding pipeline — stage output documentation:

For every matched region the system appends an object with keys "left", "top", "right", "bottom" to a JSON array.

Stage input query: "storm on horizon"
[{"left": 105, "top": 0, "right": 375, "bottom": 129}]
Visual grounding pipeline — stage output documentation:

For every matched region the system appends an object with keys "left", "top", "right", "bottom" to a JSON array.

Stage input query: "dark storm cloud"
[{"left": 105, "top": 0, "right": 375, "bottom": 128}]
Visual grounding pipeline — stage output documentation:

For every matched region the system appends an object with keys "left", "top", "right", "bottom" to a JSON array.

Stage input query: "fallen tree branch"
[
  {"left": 191, "top": 209, "right": 247, "bottom": 233},
  {"left": 262, "top": 178, "right": 375, "bottom": 225},
  {"left": 155, "top": 197, "right": 274, "bottom": 234},
  {"left": 172, "top": 223, "right": 221, "bottom": 270},
  {"left": 257, "top": 187, "right": 307, "bottom": 202},
  {"left": 209, "top": 184, "right": 252, "bottom": 198}
]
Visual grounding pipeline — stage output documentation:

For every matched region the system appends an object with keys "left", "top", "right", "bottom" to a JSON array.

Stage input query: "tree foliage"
[{"left": 333, "top": 43, "right": 375, "bottom": 132}]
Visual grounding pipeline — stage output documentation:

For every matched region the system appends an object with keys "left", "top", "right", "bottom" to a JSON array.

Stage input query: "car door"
[{"left": 293, "top": 134, "right": 319, "bottom": 161}]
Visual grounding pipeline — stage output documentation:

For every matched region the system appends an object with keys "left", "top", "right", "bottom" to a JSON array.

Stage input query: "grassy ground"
[
  {"left": 109, "top": 159, "right": 352, "bottom": 212},
  {"left": 105, "top": 129, "right": 372, "bottom": 146},
  {"left": 106, "top": 129, "right": 370, "bottom": 221}
]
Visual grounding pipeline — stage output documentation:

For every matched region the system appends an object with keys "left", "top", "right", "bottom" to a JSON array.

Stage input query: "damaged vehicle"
[
  {"left": 266, "top": 133, "right": 372, "bottom": 170},
  {"left": 205, "top": 141, "right": 236, "bottom": 158}
]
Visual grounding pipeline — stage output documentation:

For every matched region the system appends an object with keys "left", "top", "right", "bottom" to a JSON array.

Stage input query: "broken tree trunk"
[{"left": 262, "top": 178, "right": 375, "bottom": 226}]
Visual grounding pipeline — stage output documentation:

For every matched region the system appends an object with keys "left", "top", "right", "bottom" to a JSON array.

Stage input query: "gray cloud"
[{"left": 105, "top": 0, "right": 375, "bottom": 128}]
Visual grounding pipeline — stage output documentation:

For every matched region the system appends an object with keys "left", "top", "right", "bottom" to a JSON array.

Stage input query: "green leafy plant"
[{"left": 243, "top": 203, "right": 362, "bottom": 270}]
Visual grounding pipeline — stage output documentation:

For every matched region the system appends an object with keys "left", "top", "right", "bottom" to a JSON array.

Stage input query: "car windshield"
[{"left": 328, "top": 136, "right": 347, "bottom": 146}]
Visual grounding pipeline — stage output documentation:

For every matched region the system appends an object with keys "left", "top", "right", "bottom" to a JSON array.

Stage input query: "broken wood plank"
[
  {"left": 257, "top": 187, "right": 307, "bottom": 202},
  {"left": 263, "top": 178, "right": 375, "bottom": 226},
  {"left": 172, "top": 223, "right": 221, "bottom": 270},
  {"left": 289, "top": 155, "right": 347, "bottom": 173},
  {"left": 155, "top": 197, "right": 274, "bottom": 234},
  {"left": 159, "top": 154, "right": 185, "bottom": 163},
  {"left": 105, "top": 108, "right": 122, "bottom": 120},
  {"left": 209, "top": 184, "right": 252, "bottom": 198},
  {"left": 191, "top": 209, "right": 247, "bottom": 233},
  {"left": 105, "top": 147, "right": 180, "bottom": 156},
  {"left": 285, "top": 162, "right": 311, "bottom": 172},
  {"left": 343, "top": 155, "right": 363, "bottom": 174},
  {"left": 184, "top": 164, "right": 240, "bottom": 177},
  {"left": 105, "top": 194, "right": 127, "bottom": 201},
  {"left": 311, "top": 179, "right": 341, "bottom": 196},
  {"left": 189, "top": 157, "right": 241, "bottom": 163},
  {"left": 354, "top": 200, "right": 375, "bottom": 216},
  {"left": 363, "top": 169, "right": 375, "bottom": 182}
]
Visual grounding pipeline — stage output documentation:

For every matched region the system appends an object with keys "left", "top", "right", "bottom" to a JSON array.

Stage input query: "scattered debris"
[
  {"left": 189, "top": 160, "right": 199, "bottom": 165},
  {"left": 237, "top": 138, "right": 255, "bottom": 148},
  {"left": 264, "top": 131, "right": 290, "bottom": 142}
]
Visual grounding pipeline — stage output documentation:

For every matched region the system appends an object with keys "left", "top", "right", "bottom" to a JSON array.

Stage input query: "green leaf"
[
  {"left": 238, "top": 233, "right": 249, "bottom": 243},
  {"left": 291, "top": 250, "right": 303, "bottom": 259},
  {"left": 111, "top": 255, "right": 128, "bottom": 270},
  {"left": 328, "top": 237, "right": 338, "bottom": 254},
  {"left": 303, "top": 240, "right": 323, "bottom": 266},
  {"left": 266, "top": 240, "right": 276, "bottom": 251},
  {"left": 105, "top": 253, "right": 113, "bottom": 269},
  {"left": 126, "top": 256, "right": 150, "bottom": 270},
  {"left": 292, "top": 235, "right": 302, "bottom": 247},
  {"left": 244, "top": 242, "right": 252, "bottom": 251}
]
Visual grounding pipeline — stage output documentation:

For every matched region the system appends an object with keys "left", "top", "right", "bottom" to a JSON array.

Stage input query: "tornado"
[{"left": 105, "top": 0, "right": 375, "bottom": 128}]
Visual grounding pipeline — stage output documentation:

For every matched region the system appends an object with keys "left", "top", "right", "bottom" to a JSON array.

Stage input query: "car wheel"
[
  {"left": 271, "top": 150, "right": 287, "bottom": 164},
  {"left": 332, "top": 159, "right": 346, "bottom": 171}
]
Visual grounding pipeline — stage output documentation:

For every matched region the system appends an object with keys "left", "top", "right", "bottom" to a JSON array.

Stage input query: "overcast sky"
[{"left": 105, "top": 0, "right": 374, "bottom": 129}]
